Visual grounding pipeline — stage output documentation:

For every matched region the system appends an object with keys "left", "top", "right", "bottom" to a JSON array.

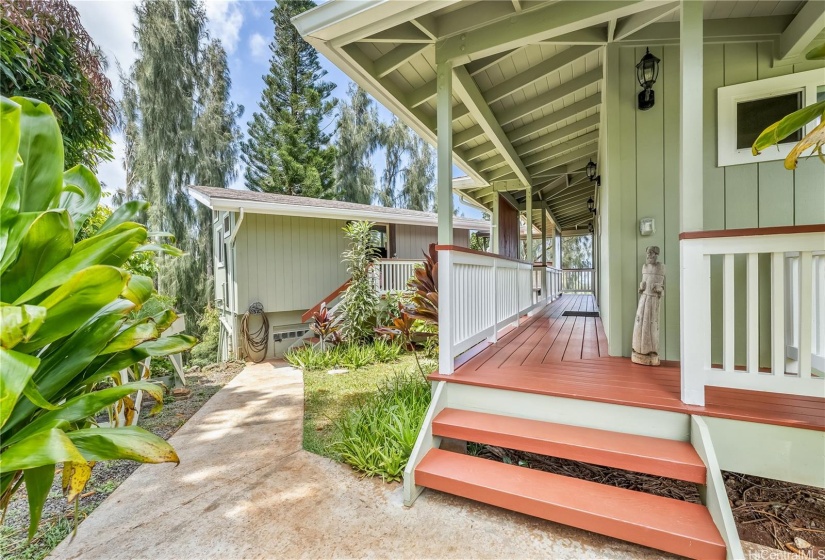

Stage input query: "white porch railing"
[
  {"left": 377, "top": 259, "right": 420, "bottom": 292},
  {"left": 438, "top": 247, "right": 540, "bottom": 375},
  {"left": 562, "top": 268, "right": 594, "bottom": 293},
  {"left": 681, "top": 230, "right": 825, "bottom": 405},
  {"left": 546, "top": 266, "right": 562, "bottom": 302}
]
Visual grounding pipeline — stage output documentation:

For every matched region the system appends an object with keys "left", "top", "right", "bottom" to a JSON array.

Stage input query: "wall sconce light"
[
  {"left": 636, "top": 48, "right": 660, "bottom": 111},
  {"left": 587, "top": 196, "right": 596, "bottom": 215},
  {"left": 588, "top": 221, "right": 594, "bottom": 234},
  {"left": 585, "top": 159, "right": 601, "bottom": 187}
]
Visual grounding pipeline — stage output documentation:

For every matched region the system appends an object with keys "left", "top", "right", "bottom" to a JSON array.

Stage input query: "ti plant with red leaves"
[
  {"left": 310, "top": 302, "right": 341, "bottom": 350},
  {"left": 375, "top": 304, "right": 434, "bottom": 379},
  {"left": 406, "top": 244, "right": 438, "bottom": 326}
]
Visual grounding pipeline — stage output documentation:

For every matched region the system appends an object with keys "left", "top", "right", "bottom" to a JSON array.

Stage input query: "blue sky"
[{"left": 71, "top": 0, "right": 480, "bottom": 217}]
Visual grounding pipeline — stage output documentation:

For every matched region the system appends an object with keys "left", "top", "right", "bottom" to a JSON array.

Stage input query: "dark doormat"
[{"left": 562, "top": 311, "right": 600, "bottom": 317}]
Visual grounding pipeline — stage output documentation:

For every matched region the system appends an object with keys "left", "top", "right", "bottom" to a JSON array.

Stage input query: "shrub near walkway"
[{"left": 300, "top": 352, "right": 433, "bottom": 480}]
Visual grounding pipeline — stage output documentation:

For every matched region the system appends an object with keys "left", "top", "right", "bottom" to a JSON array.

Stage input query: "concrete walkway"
[{"left": 50, "top": 361, "right": 680, "bottom": 560}]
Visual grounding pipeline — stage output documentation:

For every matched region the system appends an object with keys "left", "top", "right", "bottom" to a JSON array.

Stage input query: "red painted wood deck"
[{"left": 430, "top": 294, "right": 825, "bottom": 432}]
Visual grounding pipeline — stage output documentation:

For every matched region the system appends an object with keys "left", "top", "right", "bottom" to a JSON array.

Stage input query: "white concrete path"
[{"left": 50, "top": 361, "right": 680, "bottom": 560}]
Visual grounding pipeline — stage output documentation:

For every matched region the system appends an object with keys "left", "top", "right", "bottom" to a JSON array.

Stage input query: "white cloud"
[
  {"left": 249, "top": 32, "right": 268, "bottom": 61},
  {"left": 204, "top": 0, "right": 244, "bottom": 54}
]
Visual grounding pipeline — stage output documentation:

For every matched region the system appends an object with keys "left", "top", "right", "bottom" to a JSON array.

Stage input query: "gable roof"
[{"left": 188, "top": 185, "right": 489, "bottom": 230}]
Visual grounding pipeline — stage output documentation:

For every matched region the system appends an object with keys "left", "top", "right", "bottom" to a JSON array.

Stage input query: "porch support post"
[
  {"left": 525, "top": 186, "right": 533, "bottom": 262},
  {"left": 436, "top": 57, "right": 454, "bottom": 375},
  {"left": 541, "top": 201, "right": 548, "bottom": 301},
  {"left": 436, "top": 59, "right": 453, "bottom": 244},
  {"left": 679, "top": 0, "right": 705, "bottom": 405},
  {"left": 491, "top": 191, "right": 500, "bottom": 254}
]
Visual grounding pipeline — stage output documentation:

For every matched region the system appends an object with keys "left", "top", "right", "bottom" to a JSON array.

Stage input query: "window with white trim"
[
  {"left": 717, "top": 68, "right": 824, "bottom": 167},
  {"left": 216, "top": 227, "right": 224, "bottom": 267}
]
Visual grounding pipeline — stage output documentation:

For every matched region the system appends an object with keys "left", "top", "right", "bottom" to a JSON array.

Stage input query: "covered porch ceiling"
[{"left": 294, "top": 0, "right": 823, "bottom": 232}]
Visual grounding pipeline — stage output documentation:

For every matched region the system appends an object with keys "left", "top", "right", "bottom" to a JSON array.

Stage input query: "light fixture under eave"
[
  {"left": 586, "top": 159, "right": 597, "bottom": 181},
  {"left": 636, "top": 48, "right": 661, "bottom": 111},
  {"left": 587, "top": 196, "right": 595, "bottom": 213},
  {"left": 588, "top": 221, "right": 594, "bottom": 234}
]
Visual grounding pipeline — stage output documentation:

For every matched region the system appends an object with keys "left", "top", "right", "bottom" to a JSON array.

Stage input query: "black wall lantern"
[
  {"left": 587, "top": 196, "right": 595, "bottom": 213},
  {"left": 588, "top": 221, "right": 594, "bottom": 234},
  {"left": 636, "top": 48, "right": 660, "bottom": 110},
  {"left": 585, "top": 158, "right": 601, "bottom": 187}
]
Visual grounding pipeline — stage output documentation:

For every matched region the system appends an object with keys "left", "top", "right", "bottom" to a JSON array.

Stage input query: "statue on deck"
[{"left": 632, "top": 246, "right": 665, "bottom": 366}]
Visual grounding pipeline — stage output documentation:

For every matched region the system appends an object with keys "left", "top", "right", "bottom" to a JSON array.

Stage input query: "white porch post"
[
  {"left": 541, "top": 202, "right": 548, "bottom": 301},
  {"left": 679, "top": 0, "right": 705, "bottom": 404},
  {"left": 436, "top": 58, "right": 454, "bottom": 375},
  {"left": 491, "top": 191, "right": 500, "bottom": 254},
  {"left": 525, "top": 186, "right": 533, "bottom": 262},
  {"left": 437, "top": 60, "right": 454, "bottom": 244}
]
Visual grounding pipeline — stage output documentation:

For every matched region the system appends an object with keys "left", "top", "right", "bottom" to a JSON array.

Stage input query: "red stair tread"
[
  {"left": 416, "top": 449, "right": 725, "bottom": 560},
  {"left": 432, "top": 409, "right": 706, "bottom": 484}
]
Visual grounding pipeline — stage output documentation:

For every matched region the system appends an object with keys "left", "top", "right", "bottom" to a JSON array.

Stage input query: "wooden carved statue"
[{"left": 632, "top": 246, "right": 665, "bottom": 366}]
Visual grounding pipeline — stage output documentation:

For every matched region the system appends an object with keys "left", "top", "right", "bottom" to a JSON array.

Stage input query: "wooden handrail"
[
  {"left": 679, "top": 224, "right": 825, "bottom": 240},
  {"left": 435, "top": 244, "right": 533, "bottom": 266},
  {"left": 301, "top": 279, "right": 351, "bottom": 323}
]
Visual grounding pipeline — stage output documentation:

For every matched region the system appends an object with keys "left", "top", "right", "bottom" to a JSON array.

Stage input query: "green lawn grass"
[{"left": 302, "top": 353, "right": 424, "bottom": 458}]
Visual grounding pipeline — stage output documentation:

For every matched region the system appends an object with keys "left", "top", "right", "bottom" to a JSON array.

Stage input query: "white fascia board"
[
  {"left": 187, "top": 186, "right": 213, "bottom": 209},
  {"left": 291, "top": 1, "right": 390, "bottom": 41},
  {"left": 206, "top": 197, "right": 489, "bottom": 231}
]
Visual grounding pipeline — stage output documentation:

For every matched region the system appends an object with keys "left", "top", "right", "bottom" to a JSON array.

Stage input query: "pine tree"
[
  {"left": 335, "top": 84, "right": 381, "bottom": 204},
  {"left": 123, "top": 0, "right": 241, "bottom": 329},
  {"left": 400, "top": 135, "right": 435, "bottom": 211},
  {"left": 378, "top": 118, "right": 409, "bottom": 207},
  {"left": 241, "top": 0, "right": 335, "bottom": 196}
]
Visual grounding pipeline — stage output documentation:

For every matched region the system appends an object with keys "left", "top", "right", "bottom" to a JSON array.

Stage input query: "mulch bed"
[
  {"left": 1, "top": 361, "right": 245, "bottom": 560},
  {"left": 474, "top": 445, "right": 825, "bottom": 557}
]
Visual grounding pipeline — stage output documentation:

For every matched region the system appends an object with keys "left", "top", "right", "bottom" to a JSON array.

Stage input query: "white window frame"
[
  {"left": 223, "top": 214, "right": 231, "bottom": 237},
  {"left": 216, "top": 226, "right": 225, "bottom": 268},
  {"left": 717, "top": 68, "right": 824, "bottom": 167}
]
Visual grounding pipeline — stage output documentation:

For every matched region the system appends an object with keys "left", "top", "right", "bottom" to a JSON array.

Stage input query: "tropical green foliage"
[
  {"left": 284, "top": 340, "right": 403, "bottom": 371},
  {"left": 120, "top": 0, "right": 241, "bottom": 334},
  {"left": 561, "top": 234, "right": 593, "bottom": 269},
  {"left": 189, "top": 305, "right": 220, "bottom": 367},
  {"left": 340, "top": 221, "right": 380, "bottom": 342},
  {"left": 751, "top": 43, "right": 825, "bottom": 170},
  {"left": 241, "top": 0, "right": 336, "bottom": 197},
  {"left": 0, "top": 96, "right": 197, "bottom": 539},
  {"left": 331, "top": 371, "right": 431, "bottom": 481},
  {"left": 0, "top": 0, "right": 116, "bottom": 170}
]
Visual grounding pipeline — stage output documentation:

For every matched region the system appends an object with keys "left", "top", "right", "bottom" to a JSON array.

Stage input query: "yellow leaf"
[
  {"left": 784, "top": 119, "right": 825, "bottom": 169},
  {"left": 61, "top": 461, "right": 92, "bottom": 503}
]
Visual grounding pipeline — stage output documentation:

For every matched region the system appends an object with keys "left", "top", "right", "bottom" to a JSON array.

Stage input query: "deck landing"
[{"left": 430, "top": 295, "right": 824, "bottom": 432}]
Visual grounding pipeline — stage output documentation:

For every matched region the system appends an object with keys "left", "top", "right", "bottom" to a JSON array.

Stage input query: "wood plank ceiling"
[{"left": 315, "top": 0, "right": 814, "bottom": 233}]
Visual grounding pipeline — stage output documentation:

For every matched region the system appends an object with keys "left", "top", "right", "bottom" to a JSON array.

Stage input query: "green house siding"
[{"left": 603, "top": 42, "right": 824, "bottom": 362}]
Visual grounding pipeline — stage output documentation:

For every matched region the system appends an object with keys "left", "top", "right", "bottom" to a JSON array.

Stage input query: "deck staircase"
[{"left": 405, "top": 379, "right": 742, "bottom": 560}]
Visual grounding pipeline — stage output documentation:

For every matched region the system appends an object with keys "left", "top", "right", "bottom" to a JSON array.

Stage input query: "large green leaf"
[
  {"left": 0, "top": 209, "right": 73, "bottom": 303},
  {"left": 0, "top": 348, "right": 40, "bottom": 429},
  {"left": 0, "top": 304, "right": 46, "bottom": 349},
  {"left": 100, "top": 321, "right": 159, "bottom": 355},
  {"left": 752, "top": 100, "right": 825, "bottom": 155},
  {"left": 81, "top": 333, "right": 196, "bottom": 383},
  {"left": 121, "top": 274, "right": 154, "bottom": 308},
  {"left": 13, "top": 226, "right": 146, "bottom": 304},
  {"left": 15, "top": 265, "right": 128, "bottom": 353},
  {"left": 0, "top": 300, "right": 132, "bottom": 438},
  {"left": 8, "top": 382, "right": 165, "bottom": 447},
  {"left": 0, "top": 429, "right": 85, "bottom": 473},
  {"left": 98, "top": 200, "right": 149, "bottom": 234},
  {"left": 0, "top": 97, "right": 21, "bottom": 208},
  {"left": 137, "top": 334, "right": 198, "bottom": 357},
  {"left": 68, "top": 426, "right": 179, "bottom": 464},
  {"left": 0, "top": 212, "right": 38, "bottom": 275},
  {"left": 23, "top": 464, "right": 55, "bottom": 540},
  {"left": 60, "top": 165, "right": 101, "bottom": 235},
  {"left": 133, "top": 243, "right": 186, "bottom": 257},
  {"left": 12, "top": 97, "right": 64, "bottom": 213}
]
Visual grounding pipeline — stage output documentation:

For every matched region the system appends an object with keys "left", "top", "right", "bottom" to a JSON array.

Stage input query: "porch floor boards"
[{"left": 430, "top": 294, "right": 825, "bottom": 432}]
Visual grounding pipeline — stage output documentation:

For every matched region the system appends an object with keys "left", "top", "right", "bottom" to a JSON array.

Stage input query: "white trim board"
[{"left": 717, "top": 68, "right": 824, "bottom": 167}]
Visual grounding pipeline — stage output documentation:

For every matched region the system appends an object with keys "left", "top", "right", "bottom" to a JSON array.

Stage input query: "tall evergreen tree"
[
  {"left": 123, "top": 0, "right": 241, "bottom": 327},
  {"left": 241, "top": 0, "right": 335, "bottom": 196},
  {"left": 400, "top": 135, "right": 435, "bottom": 211},
  {"left": 335, "top": 84, "right": 381, "bottom": 204},
  {"left": 378, "top": 118, "right": 409, "bottom": 207}
]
